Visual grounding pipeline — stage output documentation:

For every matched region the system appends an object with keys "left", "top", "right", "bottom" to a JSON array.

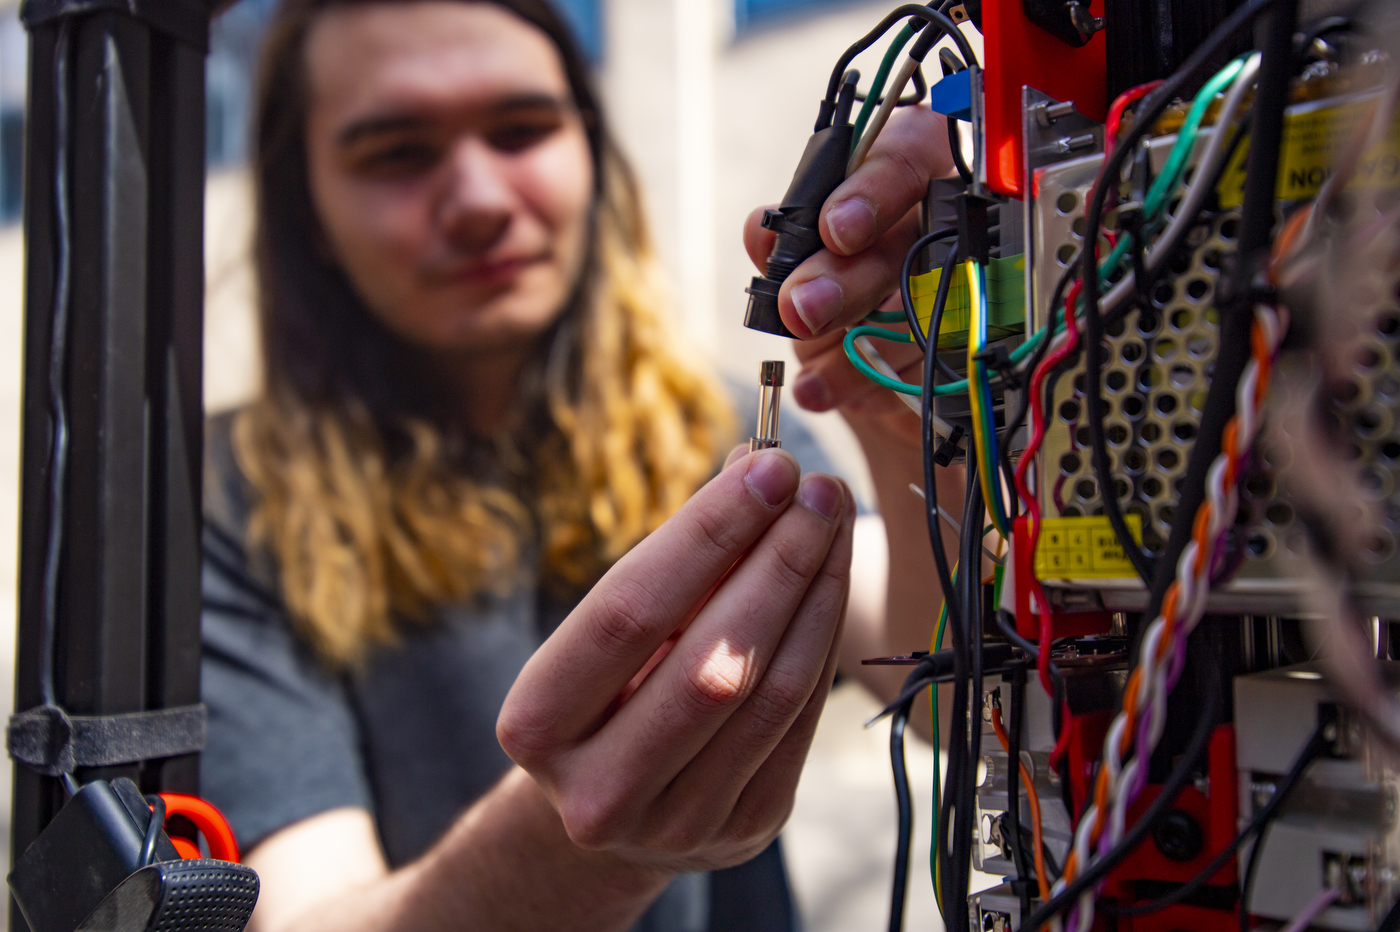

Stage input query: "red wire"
[
  {"left": 1105, "top": 80, "right": 1164, "bottom": 154},
  {"left": 1014, "top": 279, "right": 1084, "bottom": 769}
]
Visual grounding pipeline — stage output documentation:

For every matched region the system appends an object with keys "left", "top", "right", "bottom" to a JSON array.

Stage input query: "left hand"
[{"left": 742, "top": 104, "right": 953, "bottom": 437}]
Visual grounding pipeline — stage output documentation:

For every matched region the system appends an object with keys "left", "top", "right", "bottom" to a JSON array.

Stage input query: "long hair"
[{"left": 234, "top": 0, "right": 736, "bottom": 666}]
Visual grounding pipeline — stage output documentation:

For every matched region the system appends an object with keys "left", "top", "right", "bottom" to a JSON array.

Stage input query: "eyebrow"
[{"left": 336, "top": 92, "right": 573, "bottom": 148}]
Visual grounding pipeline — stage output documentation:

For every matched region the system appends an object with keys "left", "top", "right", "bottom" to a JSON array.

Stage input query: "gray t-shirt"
[{"left": 200, "top": 398, "right": 834, "bottom": 932}]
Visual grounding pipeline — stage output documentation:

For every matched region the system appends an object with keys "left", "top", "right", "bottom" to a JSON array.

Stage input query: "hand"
[
  {"left": 743, "top": 105, "right": 954, "bottom": 431},
  {"left": 497, "top": 449, "right": 855, "bottom": 873}
]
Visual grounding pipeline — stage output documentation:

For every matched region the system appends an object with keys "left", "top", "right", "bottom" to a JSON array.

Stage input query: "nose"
[{"left": 437, "top": 136, "right": 514, "bottom": 253}]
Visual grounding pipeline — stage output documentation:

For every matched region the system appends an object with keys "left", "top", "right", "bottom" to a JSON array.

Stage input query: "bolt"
[
  {"left": 1056, "top": 133, "right": 1098, "bottom": 155},
  {"left": 1152, "top": 809, "right": 1205, "bottom": 863}
]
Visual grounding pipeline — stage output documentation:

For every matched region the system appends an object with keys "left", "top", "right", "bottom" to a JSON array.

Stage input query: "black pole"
[{"left": 11, "top": 0, "right": 211, "bottom": 924}]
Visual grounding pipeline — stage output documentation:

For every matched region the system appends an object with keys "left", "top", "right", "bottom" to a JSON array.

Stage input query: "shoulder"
[{"left": 204, "top": 407, "right": 258, "bottom": 540}]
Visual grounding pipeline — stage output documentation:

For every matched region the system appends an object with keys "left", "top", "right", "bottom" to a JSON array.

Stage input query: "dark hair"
[
  {"left": 233, "top": 0, "right": 736, "bottom": 665},
  {"left": 251, "top": 0, "right": 607, "bottom": 425}
]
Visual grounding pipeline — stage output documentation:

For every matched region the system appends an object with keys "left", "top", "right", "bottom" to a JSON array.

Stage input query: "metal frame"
[{"left": 11, "top": 1, "right": 210, "bottom": 923}]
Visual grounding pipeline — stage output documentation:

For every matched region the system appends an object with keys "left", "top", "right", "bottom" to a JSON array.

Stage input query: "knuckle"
[
  {"left": 558, "top": 786, "right": 625, "bottom": 851},
  {"left": 495, "top": 705, "right": 554, "bottom": 766},
  {"left": 685, "top": 497, "right": 748, "bottom": 556},
  {"left": 589, "top": 580, "right": 657, "bottom": 660},
  {"left": 653, "top": 818, "right": 711, "bottom": 857},
  {"left": 760, "top": 539, "right": 821, "bottom": 594},
  {"left": 746, "top": 668, "right": 813, "bottom": 733},
  {"left": 679, "top": 642, "right": 753, "bottom": 713}
]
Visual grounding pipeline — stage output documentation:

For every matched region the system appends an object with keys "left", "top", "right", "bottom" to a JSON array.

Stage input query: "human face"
[{"left": 303, "top": 2, "right": 594, "bottom": 359}]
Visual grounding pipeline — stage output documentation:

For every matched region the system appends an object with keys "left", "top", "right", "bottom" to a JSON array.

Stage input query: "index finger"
[
  {"left": 818, "top": 105, "right": 954, "bottom": 259},
  {"left": 498, "top": 448, "right": 800, "bottom": 761}
]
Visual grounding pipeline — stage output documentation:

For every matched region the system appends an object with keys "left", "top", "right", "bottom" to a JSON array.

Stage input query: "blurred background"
[{"left": 0, "top": 0, "right": 968, "bottom": 927}]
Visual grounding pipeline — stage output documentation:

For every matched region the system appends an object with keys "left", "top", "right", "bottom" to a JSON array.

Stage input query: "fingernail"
[
  {"left": 789, "top": 277, "right": 843, "bottom": 336},
  {"left": 825, "top": 197, "right": 876, "bottom": 254},
  {"left": 744, "top": 449, "right": 799, "bottom": 508},
  {"left": 797, "top": 474, "right": 844, "bottom": 521},
  {"left": 792, "top": 370, "right": 833, "bottom": 411}
]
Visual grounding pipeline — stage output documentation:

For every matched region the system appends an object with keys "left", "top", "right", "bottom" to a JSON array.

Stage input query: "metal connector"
[{"left": 750, "top": 360, "right": 785, "bottom": 451}]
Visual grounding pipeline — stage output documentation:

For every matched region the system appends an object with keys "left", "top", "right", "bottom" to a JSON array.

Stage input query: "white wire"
[
  {"left": 852, "top": 334, "right": 960, "bottom": 438},
  {"left": 1057, "top": 304, "right": 1285, "bottom": 924},
  {"left": 848, "top": 52, "right": 921, "bottom": 176},
  {"left": 1279, "top": 887, "right": 1340, "bottom": 932},
  {"left": 1098, "top": 54, "right": 1262, "bottom": 318}
]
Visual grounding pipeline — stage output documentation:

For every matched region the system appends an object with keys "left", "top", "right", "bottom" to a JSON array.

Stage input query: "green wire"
[
  {"left": 851, "top": 24, "right": 915, "bottom": 153},
  {"left": 847, "top": 56, "right": 1244, "bottom": 399},
  {"left": 865, "top": 310, "right": 910, "bottom": 324}
]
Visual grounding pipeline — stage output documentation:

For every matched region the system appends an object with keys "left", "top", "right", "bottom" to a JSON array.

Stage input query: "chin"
[{"left": 415, "top": 292, "right": 567, "bottom": 354}]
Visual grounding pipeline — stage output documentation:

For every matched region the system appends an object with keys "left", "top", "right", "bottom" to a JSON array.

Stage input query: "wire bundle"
[{"left": 1052, "top": 299, "right": 1288, "bottom": 932}]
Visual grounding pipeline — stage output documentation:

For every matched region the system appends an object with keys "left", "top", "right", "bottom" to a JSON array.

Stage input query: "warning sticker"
[
  {"left": 1034, "top": 514, "right": 1143, "bottom": 579},
  {"left": 1217, "top": 91, "right": 1400, "bottom": 207}
]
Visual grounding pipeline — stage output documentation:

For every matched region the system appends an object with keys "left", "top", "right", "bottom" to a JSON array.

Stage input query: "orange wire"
[
  {"left": 1057, "top": 308, "right": 1278, "bottom": 893},
  {"left": 991, "top": 704, "right": 1051, "bottom": 902}
]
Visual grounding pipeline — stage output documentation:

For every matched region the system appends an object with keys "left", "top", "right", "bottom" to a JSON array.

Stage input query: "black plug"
[
  {"left": 932, "top": 424, "right": 966, "bottom": 467},
  {"left": 744, "top": 70, "right": 861, "bottom": 338}
]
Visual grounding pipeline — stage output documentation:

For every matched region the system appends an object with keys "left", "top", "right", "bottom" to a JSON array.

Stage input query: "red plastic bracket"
[{"left": 981, "top": 0, "right": 1108, "bottom": 197}]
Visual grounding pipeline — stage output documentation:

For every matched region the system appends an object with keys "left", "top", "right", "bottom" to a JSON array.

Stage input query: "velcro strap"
[{"left": 7, "top": 704, "right": 207, "bottom": 776}]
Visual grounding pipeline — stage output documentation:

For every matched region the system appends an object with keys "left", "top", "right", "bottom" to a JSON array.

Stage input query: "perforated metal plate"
[{"left": 1030, "top": 146, "right": 1400, "bottom": 614}]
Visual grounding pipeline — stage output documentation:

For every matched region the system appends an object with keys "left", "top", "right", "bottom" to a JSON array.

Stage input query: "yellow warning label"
[
  {"left": 1034, "top": 514, "right": 1143, "bottom": 579},
  {"left": 1217, "top": 92, "right": 1400, "bottom": 207}
]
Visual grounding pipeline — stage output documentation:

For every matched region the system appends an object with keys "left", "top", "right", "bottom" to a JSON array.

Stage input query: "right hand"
[{"left": 497, "top": 448, "right": 854, "bottom": 873}]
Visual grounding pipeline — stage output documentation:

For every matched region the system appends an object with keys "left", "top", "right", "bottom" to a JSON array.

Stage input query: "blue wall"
[{"left": 734, "top": 0, "right": 862, "bottom": 32}]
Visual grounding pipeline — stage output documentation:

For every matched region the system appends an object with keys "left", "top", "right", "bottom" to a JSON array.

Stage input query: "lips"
[{"left": 428, "top": 253, "right": 548, "bottom": 288}]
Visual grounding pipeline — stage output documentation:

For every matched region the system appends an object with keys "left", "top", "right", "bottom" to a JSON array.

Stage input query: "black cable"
[
  {"left": 1005, "top": 663, "right": 1031, "bottom": 905},
  {"left": 888, "top": 697, "right": 915, "bottom": 932},
  {"left": 953, "top": 465, "right": 985, "bottom": 932},
  {"left": 937, "top": 468, "right": 978, "bottom": 928},
  {"left": 921, "top": 252, "right": 962, "bottom": 625},
  {"left": 1379, "top": 893, "right": 1400, "bottom": 932},
  {"left": 1099, "top": 717, "right": 1330, "bottom": 919},
  {"left": 1141, "top": 0, "right": 1298, "bottom": 630},
  {"left": 922, "top": 235, "right": 967, "bottom": 924},
  {"left": 1016, "top": 662, "right": 1222, "bottom": 930},
  {"left": 939, "top": 51, "right": 974, "bottom": 184},
  {"left": 825, "top": 5, "right": 978, "bottom": 117},
  {"left": 1079, "top": 0, "right": 1294, "bottom": 585},
  {"left": 994, "top": 610, "right": 1063, "bottom": 689},
  {"left": 40, "top": 17, "right": 74, "bottom": 713},
  {"left": 1238, "top": 717, "right": 1326, "bottom": 931},
  {"left": 901, "top": 228, "right": 959, "bottom": 353},
  {"left": 140, "top": 794, "right": 167, "bottom": 867}
]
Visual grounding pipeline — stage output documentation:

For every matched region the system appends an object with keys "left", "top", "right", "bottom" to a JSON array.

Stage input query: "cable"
[
  {"left": 849, "top": 20, "right": 941, "bottom": 174},
  {"left": 1078, "top": 0, "right": 1281, "bottom": 578},
  {"left": 1378, "top": 891, "right": 1400, "bottom": 932},
  {"left": 1279, "top": 887, "right": 1339, "bottom": 932},
  {"left": 991, "top": 697, "right": 1050, "bottom": 902},
  {"left": 1099, "top": 717, "right": 1330, "bottom": 919},
  {"left": 966, "top": 261, "right": 1010, "bottom": 536},
  {"left": 888, "top": 697, "right": 914, "bottom": 932},
  {"left": 1016, "top": 663, "right": 1221, "bottom": 931},
  {"left": 852, "top": 23, "right": 915, "bottom": 145},
  {"left": 1240, "top": 718, "right": 1328, "bottom": 931},
  {"left": 141, "top": 794, "right": 167, "bottom": 867},
  {"left": 900, "top": 228, "right": 959, "bottom": 354},
  {"left": 826, "top": 5, "right": 977, "bottom": 111},
  {"left": 1137, "top": 0, "right": 1297, "bottom": 630},
  {"left": 40, "top": 17, "right": 74, "bottom": 714}
]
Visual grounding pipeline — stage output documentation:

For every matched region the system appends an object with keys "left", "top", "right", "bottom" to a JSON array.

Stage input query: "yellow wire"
[{"left": 964, "top": 260, "right": 1003, "bottom": 533}]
